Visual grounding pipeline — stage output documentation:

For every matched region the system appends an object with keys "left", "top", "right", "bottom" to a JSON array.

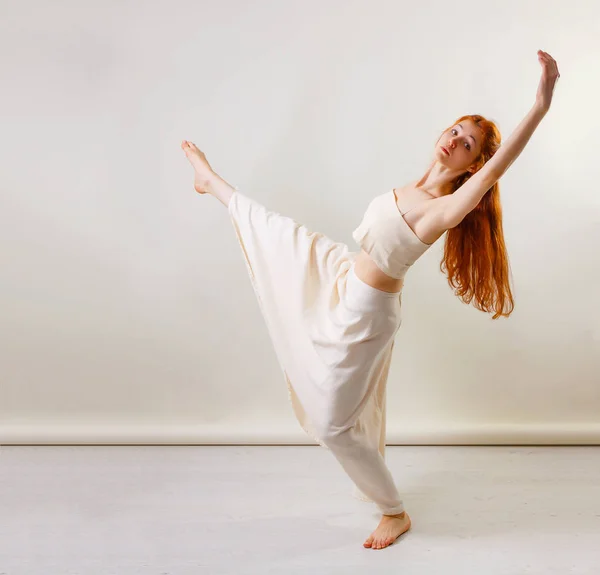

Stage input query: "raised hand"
[{"left": 535, "top": 50, "right": 560, "bottom": 113}]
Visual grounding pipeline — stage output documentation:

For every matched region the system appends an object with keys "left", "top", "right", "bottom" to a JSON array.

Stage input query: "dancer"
[{"left": 183, "top": 50, "right": 559, "bottom": 549}]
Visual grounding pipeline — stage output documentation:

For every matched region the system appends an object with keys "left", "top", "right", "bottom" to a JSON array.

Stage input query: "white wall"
[{"left": 1, "top": 0, "right": 598, "bottom": 445}]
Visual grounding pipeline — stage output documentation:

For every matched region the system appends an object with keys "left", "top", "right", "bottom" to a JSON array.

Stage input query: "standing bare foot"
[
  {"left": 363, "top": 511, "right": 411, "bottom": 550},
  {"left": 181, "top": 140, "right": 215, "bottom": 195}
]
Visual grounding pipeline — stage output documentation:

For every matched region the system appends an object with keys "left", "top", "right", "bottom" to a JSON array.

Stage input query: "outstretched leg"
[
  {"left": 181, "top": 140, "right": 236, "bottom": 208},
  {"left": 185, "top": 138, "right": 410, "bottom": 549}
]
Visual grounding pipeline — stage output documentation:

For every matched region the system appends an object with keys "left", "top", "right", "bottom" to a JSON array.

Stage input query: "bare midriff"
[
  {"left": 353, "top": 250, "right": 404, "bottom": 293},
  {"left": 351, "top": 183, "right": 450, "bottom": 293}
]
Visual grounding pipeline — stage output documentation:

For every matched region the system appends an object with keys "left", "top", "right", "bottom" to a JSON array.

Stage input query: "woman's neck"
[{"left": 415, "top": 160, "right": 461, "bottom": 198}]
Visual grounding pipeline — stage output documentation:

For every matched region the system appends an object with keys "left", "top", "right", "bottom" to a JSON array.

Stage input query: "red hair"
[{"left": 439, "top": 114, "right": 515, "bottom": 320}]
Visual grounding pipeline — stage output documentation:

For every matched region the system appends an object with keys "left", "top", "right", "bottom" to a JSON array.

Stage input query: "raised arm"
[
  {"left": 484, "top": 103, "right": 547, "bottom": 177},
  {"left": 442, "top": 50, "right": 560, "bottom": 227}
]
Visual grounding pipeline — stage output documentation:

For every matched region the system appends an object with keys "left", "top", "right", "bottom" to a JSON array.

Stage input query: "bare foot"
[
  {"left": 363, "top": 511, "right": 411, "bottom": 550},
  {"left": 181, "top": 140, "right": 215, "bottom": 194}
]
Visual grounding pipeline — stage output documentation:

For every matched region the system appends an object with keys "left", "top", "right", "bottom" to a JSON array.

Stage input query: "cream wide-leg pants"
[{"left": 227, "top": 189, "right": 405, "bottom": 516}]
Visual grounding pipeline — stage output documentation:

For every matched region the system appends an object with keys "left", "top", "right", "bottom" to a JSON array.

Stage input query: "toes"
[{"left": 365, "top": 534, "right": 396, "bottom": 550}]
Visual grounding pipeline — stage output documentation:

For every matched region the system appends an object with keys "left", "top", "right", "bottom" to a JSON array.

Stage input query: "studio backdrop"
[{"left": 1, "top": 0, "right": 598, "bottom": 445}]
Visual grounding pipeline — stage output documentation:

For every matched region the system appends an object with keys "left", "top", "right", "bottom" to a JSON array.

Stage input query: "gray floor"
[{"left": 0, "top": 445, "right": 599, "bottom": 574}]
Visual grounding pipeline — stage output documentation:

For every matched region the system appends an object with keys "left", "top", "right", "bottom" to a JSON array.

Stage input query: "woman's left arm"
[
  {"left": 484, "top": 104, "right": 547, "bottom": 177},
  {"left": 441, "top": 51, "right": 560, "bottom": 227},
  {"left": 485, "top": 50, "right": 561, "bottom": 177}
]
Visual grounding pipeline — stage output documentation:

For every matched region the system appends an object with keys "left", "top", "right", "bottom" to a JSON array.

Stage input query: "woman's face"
[{"left": 436, "top": 119, "right": 483, "bottom": 174}]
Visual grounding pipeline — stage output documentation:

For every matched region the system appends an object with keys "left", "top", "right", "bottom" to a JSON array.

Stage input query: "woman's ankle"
[
  {"left": 383, "top": 511, "right": 406, "bottom": 519},
  {"left": 205, "top": 173, "right": 236, "bottom": 207}
]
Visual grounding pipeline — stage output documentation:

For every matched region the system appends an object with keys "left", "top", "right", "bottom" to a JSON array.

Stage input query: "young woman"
[{"left": 183, "top": 50, "right": 559, "bottom": 550}]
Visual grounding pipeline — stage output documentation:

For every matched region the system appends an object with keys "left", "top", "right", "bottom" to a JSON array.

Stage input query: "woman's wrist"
[{"left": 533, "top": 100, "right": 550, "bottom": 117}]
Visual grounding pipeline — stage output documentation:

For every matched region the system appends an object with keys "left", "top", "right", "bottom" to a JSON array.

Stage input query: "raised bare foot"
[
  {"left": 181, "top": 140, "right": 215, "bottom": 194},
  {"left": 363, "top": 511, "right": 411, "bottom": 550}
]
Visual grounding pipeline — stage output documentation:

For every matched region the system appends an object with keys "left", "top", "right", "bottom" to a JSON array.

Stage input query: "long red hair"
[{"left": 439, "top": 114, "right": 515, "bottom": 320}]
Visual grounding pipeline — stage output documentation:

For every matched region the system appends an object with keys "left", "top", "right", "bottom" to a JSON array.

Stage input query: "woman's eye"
[{"left": 451, "top": 128, "right": 471, "bottom": 151}]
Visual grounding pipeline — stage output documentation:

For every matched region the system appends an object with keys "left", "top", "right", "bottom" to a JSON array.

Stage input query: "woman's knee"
[{"left": 312, "top": 419, "right": 351, "bottom": 448}]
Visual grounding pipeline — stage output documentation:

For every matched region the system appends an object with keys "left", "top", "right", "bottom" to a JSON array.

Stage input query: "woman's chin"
[{"left": 436, "top": 150, "right": 451, "bottom": 165}]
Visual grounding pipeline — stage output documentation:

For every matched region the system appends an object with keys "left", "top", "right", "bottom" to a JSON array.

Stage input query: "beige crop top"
[{"left": 352, "top": 189, "right": 434, "bottom": 280}]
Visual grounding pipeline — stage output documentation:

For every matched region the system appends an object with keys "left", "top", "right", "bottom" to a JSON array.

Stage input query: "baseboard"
[{"left": 1, "top": 422, "right": 600, "bottom": 445}]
